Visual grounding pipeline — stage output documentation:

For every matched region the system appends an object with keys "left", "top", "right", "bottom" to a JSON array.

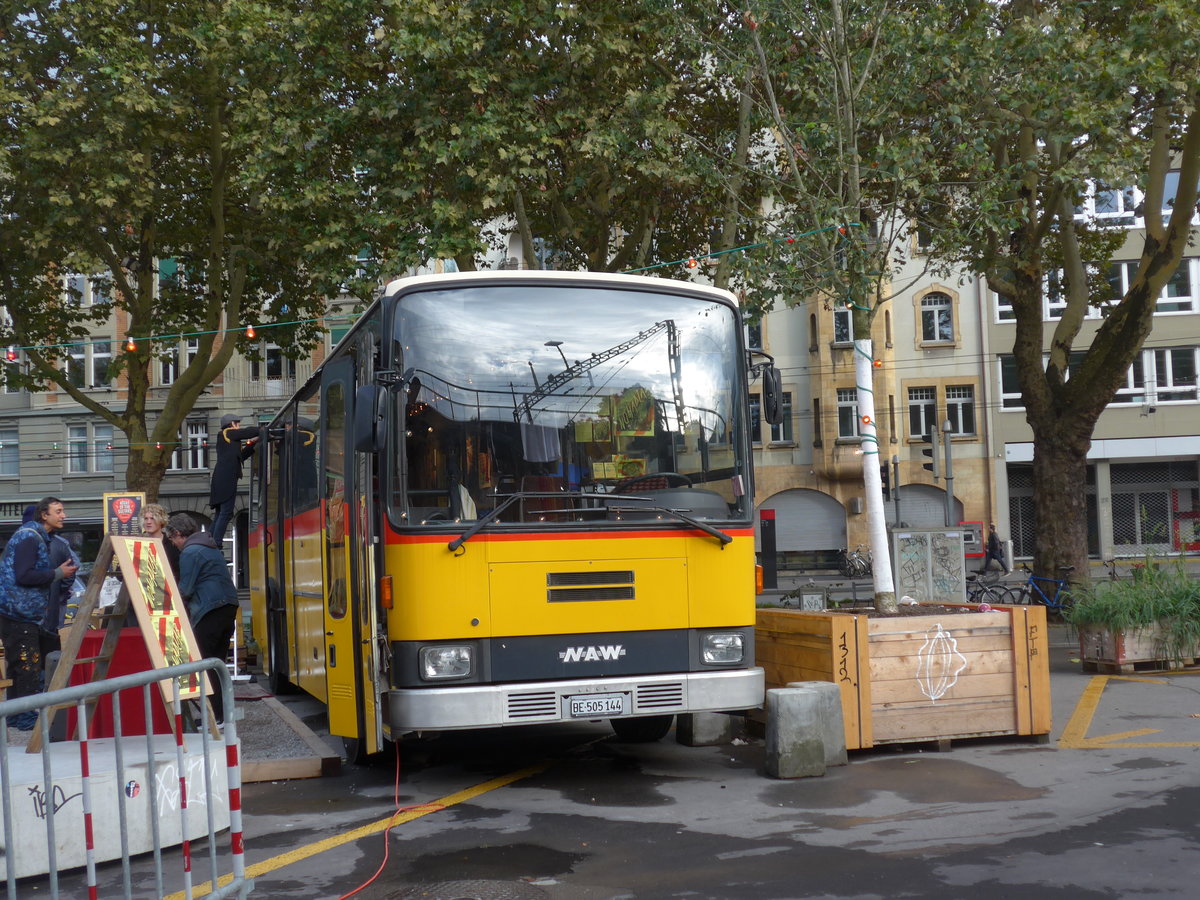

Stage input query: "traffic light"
[
  {"left": 921, "top": 431, "right": 941, "bottom": 479},
  {"left": 879, "top": 462, "right": 891, "bottom": 500}
]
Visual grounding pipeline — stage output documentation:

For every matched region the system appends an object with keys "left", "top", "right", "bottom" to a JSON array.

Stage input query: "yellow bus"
[{"left": 248, "top": 270, "right": 778, "bottom": 759}]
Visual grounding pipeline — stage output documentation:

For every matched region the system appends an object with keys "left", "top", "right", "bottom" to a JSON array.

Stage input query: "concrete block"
[
  {"left": 786, "top": 681, "right": 848, "bottom": 767},
  {"left": 676, "top": 712, "right": 734, "bottom": 746},
  {"left": 764, "top": 688, "right": 827, "bottom": 778}
]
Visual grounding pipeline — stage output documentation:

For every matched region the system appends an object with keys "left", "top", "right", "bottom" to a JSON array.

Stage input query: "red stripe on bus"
[{"left": 385, "top": 527, "right": 754, "bottom": 545}]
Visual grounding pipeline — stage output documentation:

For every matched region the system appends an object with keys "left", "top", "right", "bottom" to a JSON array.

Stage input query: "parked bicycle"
[
  {"left": 838, "top": 545, "right": 872, "bottom": 578},
  {"left": 1012, "top": 563, "right": 1075, "bottom": 614},
  {"left": 966, "top": 570, "right": 1018, "bottom": 605}
]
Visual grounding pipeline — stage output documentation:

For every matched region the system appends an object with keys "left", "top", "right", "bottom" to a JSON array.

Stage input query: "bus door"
[{"left": 322, "top": 357, "right": 380, "bottom": 751}]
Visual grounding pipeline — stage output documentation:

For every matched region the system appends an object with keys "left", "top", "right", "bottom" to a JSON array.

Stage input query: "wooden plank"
[
  {"left": 1021, "top": 605, "right": 1051, "bottom": 735},
  {"left": 867, "top": 671, "right": 1022, "bottom": 705}
]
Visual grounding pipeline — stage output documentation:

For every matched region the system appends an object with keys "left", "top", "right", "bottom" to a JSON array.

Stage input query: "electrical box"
[{"left": 891, "top": 527, "right": 967, "bottom": 604}]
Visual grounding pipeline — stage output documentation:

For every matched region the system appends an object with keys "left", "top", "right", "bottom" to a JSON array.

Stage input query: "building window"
[
  {"left": 0, "top": 426, "right": 17, "bottom": 477},
  {"left": 812, "top": 398, "right": 823, "bottom": 447},
  {"left": 836, "top": 388, "right": 861, "bottom": 439},
  {"left": 920, "top": 293, "right": 954, "bottom": 343},
  {"left": 160, "top": 338, "right": 200, "bottom": 386},
  {"left": 250, "top": 342, "right": 297, "bottom": 382},
  {"left": 907, "top": 387, "right": 937, "bottom": 438},
  {"left": 993, "top": 290, "right": 1015, "bottom": 322},
  {"left": 770, "top": 392, "right": 793, "bottom": 443},
  {"left": 1152, "top": 348, "right": 1198, "bottom": 402},
  {"left": 169, "top": 421, "right": 209, "bottom": 471},
  {"left": 746, "top": 320, "right": 763, "bottom": 351},
  {"left": 1160, "top": 259, "right": 1198, "bottom": 314},
  {"left": 749, "top": 392, "right": 762, "bottom": 445},
  {"left": 999, "top": 356, "right": 1023, "bottom": 409},
  {"left": 68, "top": 423, "right": 114, "bottom": 474},
  {"left": 1110, "top": 355, "right": 1147, "bottom": 404},
  {"left": 64, "top": 341, "right": 114, "bottom": 389},
  {"left": 945, "top": 385, "right": 976, "bottom": 436},
  {"left": 832, "top": 308, "right": 853, "bottom": 345},
  {"left": 64, "top": 273, "right": 110, "bottom": 307}
]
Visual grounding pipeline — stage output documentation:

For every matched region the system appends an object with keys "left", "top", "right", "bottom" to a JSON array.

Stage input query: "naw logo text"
[{"left": 559, "top": 645, "right": 626, "bottom": 663}]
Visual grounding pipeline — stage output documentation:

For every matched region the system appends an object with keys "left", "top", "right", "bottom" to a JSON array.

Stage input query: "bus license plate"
[{"left": 567, "top": 693, "right": 629, "bottom": 718}]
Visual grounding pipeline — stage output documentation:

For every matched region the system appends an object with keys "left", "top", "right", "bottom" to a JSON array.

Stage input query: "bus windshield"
[{"left": 389, "top": 281, "right": 750, "bottom": 528}]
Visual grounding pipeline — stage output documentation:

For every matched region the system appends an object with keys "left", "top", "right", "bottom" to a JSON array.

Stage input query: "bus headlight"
[
  {"left": 419, "top": 645, "right": 474, "bottom": 680},
  {"left": 701, "top": 632, "right": 744, "bottom": 665}
]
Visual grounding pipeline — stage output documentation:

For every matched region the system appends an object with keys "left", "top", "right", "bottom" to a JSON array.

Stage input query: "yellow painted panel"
[
  {"left": 383, "top": 532, "right": 756, "bottom": 640},
  {"left": 489, "top": 556, "right": 687, "bottom": 635}
]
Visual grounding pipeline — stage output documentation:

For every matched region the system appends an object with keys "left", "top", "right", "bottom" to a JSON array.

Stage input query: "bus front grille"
[
  {"left": 507, "top": 690, "right": 558, "bottom": 719},
  {"left": 546, "top": 570, "right": 635, "bottom": 603},
  {"left": 636, "top": 682, "right": 685, "bottom": 711}
]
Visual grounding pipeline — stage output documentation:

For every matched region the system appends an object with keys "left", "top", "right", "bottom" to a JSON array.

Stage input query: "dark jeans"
[
  {"left": 210, "top": 497, "right": 235, "bottom": 548},
  {"left": 192, "top": 603, "right": 239, "bottom": 724},
  {"left": 0, "top": 615, "right": 43, "bottom": 730}
]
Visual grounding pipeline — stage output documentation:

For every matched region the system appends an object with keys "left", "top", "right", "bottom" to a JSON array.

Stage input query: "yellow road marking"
[
  {"left": 167, "top": 761, "right": 551, "bottom": 900},
  {"left": 1058, "top": 671, "right": 1200, "bottom": 749}
]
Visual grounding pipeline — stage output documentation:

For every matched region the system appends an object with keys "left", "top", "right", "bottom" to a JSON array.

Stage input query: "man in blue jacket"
[
  {"left": 0, "top": 497, "right": 78, "bottom": 730},
  {"left": 167, "top": 513, "right": 240, "bottom": 724}
]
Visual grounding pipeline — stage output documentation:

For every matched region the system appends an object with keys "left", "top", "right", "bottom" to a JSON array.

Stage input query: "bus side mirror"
[
  {"left": 761, "top": 364, "right": 784, "bottom": 426},
  {"left": 353, "top": 384, "right": 386, "bottom": 453}
]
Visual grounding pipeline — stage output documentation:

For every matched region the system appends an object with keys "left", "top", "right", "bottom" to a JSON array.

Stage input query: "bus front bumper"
[{"left": 385, "top": 667, "right": 765, "bottom": 733}]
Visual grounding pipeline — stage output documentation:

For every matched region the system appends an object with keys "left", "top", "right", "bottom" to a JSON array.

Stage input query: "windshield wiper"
[
  {"left": 447, "top": 492, "right": 731, "bottom": 551},
  {"left": 606, "top": 503, "right": 733, "bottom": 546}
]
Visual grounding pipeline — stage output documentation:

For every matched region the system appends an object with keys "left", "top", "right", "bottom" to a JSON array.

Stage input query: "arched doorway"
[
  {"left": 758, "top": 489, "right": 847, "bottom": 570},
  {"left": 885, "top": 483, "right": 963, "bottom": 529}
]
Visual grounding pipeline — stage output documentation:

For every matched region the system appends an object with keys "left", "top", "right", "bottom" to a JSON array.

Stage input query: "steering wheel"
[{"left": 614, "top": 471, "right": 693, "bottom": 492}]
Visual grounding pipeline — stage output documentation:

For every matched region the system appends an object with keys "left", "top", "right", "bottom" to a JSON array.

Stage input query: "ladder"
[{"left": 28, "top": 536, "right": 217, "bottom": 753}]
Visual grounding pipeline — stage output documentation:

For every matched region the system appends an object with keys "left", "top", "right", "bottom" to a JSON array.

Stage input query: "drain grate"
[{"left": 386, "top": 880, "right": 550, "bottom": 900}]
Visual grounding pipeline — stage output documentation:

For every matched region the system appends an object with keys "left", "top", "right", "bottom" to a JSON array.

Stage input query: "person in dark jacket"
[
  {"left": 979, "top": 523, "right": 1011, "bottom": 575},
  {"left": 167, "top": 513, "right": 239, "bottom": 724},
  {"left": 0, "top": 497, "right": 78, "bottom": 729},
  {"left": 209, "top": 413, "right": 259, "bottom": 548}
]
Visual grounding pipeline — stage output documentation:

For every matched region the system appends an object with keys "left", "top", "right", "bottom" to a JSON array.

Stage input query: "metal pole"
[
  {"left": 891, "top": 454, "right": 900, "bottom": 524},
  {"left": 942, "top": 419, "right": 954, "bottom": 527}
]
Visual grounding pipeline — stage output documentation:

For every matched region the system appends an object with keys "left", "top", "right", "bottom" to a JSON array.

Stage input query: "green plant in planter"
[{"left": 1067, "top": 559, "right": 1200, "bottom": 662}]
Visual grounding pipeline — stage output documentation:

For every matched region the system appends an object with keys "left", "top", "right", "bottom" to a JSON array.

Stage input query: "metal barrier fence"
[{"left": 0, "top": 659, "right": 250, "bottom": 899}]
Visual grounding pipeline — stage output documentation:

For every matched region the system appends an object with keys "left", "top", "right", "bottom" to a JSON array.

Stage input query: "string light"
[
  {"left": 126, "top": 337, "right": 137, "bottom": 351},
  {"left": 5, "top": 347, "right": 16, "bottom": 361},
  {"left": 686, "top": 258, "right": 698, "bottom": 269},
  {"left": 873, "top": 359, "right": 883, "bottom": 368},
  {"left": 245, "top": 325, "right": 256, "bottom": 339}
]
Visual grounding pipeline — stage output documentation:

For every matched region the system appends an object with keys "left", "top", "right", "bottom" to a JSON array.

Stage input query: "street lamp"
[{"left": 545, "top": 340, "right": 569, "bottom": 369}]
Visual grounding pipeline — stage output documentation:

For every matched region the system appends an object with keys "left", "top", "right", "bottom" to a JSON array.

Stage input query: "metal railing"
[{"left": 0, "top": 659, "right": 251, "bottom": 899}]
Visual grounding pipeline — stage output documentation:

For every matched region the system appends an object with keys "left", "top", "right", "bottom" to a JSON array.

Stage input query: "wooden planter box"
[
  {"left": 756, "top": 604, "right": 1051, "bottom": 750},
  {"left": 1077, "top": 622, "right": 1200, "bottom": 673}
]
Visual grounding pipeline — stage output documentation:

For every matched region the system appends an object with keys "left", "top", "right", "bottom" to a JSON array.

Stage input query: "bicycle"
[
  {"left": 1012, "top": 563, "right": 1075, "bottom": 613},
  {"left": 838, "top": 545, "right": 872, "bottom": 579},
  {"left": 966, "top": 570, "right": 1018, "bottom": 605}
]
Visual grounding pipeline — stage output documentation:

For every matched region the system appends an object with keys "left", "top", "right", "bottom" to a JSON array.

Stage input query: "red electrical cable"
[{"left": 335, "top": 743, "right": 445, "bottom": 900}]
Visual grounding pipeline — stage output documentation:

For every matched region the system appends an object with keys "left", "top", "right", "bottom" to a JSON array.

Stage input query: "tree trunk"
[
  {"left": 1027, "top": 414, "right": 1092, "bottom": 583},
  {"left": 125, "top": 452, "right": 169, "bottom": 504}
]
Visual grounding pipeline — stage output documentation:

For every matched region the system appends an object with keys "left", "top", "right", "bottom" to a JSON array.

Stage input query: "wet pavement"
[
  {"left": 40, "top": 601, "right": 1200, "bottom": 899},
  {"left": 207, "top": 628, "right": 1200, "bottom": 900}
]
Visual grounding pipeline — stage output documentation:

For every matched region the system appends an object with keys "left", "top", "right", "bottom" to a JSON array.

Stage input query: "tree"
[
  {"left": 709, "top": 0, "right": 955, "bottom": 612},
  {"left": 368, "top": 0, "right": 767, "bottom": 277},
  {"left": 899, "top": 0, "right": 1200, "bottom": 577},
  {"left": 0, "top": 0, "right": 387, "bottom": 500}
]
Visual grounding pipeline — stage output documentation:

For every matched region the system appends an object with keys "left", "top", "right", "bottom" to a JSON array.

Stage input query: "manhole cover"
[{"left": 386, "top": 880, "right": 550, "bottom": 900}]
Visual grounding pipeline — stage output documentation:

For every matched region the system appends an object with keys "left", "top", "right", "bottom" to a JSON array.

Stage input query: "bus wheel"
[
  {"left": 342, "top": 734, "right": 374, "bottom": 766},
  {"left": 610, "top": 715, "right": 674, "bottom": 743}
]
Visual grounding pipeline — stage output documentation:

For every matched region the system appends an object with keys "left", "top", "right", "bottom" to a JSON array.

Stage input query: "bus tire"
[
  {"left": 610, "top": 714, "right": 674, "bottom": 743},
  {"left": 342, "top": 734, "right": 382, "bottom": 766}
]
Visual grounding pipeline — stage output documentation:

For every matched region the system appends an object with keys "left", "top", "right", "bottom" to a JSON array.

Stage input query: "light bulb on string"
[
  {"left": 246, "top": 325, "right": 256, "bottom": 339},
  {"left": 126, "top": 337, "right": 137, "bottom": 352},
  {"left": 5, "top": 347, "right": 16, "bottom": 362},
  {"left": 686, "top": 258, "right": 698, "bottom": 269}
]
